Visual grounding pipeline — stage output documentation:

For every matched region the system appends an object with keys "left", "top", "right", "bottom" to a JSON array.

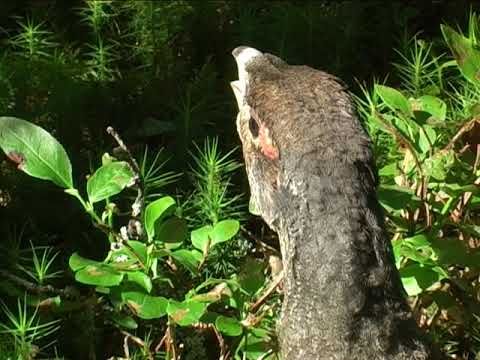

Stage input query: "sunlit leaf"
[
  {"left": 167, "top": 300, "right": 208, "bottom": 326},
  {"left": 215, "top": 315, "right": 243, "bottom": 336},
  {"left": 375, "top": 85, "right": 412, "bottom": 115},
  {"left": 126, "top": 271, "right": 152, "bottom": 293},
  {"left": 122, "top": 291, "right": 168, "bottom": 319},
  {"left": 191, "top": 225, "right": 213, "bottom": 253},
  {"left": 413, "top": 95, "right": 447, "bottom": 121},
  {"left": 75, "top": 264, "right": 124, "bottom": 287},
  {"left": 69, "top": 252, "right": 101, "bottom": 271},
  {"left": 170, "top": 249, "right": 202, "bottom": 274},
  {"left": 0, "top": 117, "right": 73, "bottom": 188},
  {"left": 144, "top": 196, "right": 176, "bottom": 240},
  {"left": 87, "top": 161, "right": 135, "bottom": 203},
  {"left": 400, "top": 263, "right": 446, "bottom": 296},
  {"left": 441, "top": 24, "right": 480, "bottom": 84},
  {"left": 211, "top": 220, "right": 240, "bottom": 246}
]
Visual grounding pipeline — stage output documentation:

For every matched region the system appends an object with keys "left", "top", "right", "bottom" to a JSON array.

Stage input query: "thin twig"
[
  {"left": 106, "top": 126, "right": 144, "bottom": 221},
  {"left": 250, "top": 271, "right": 284, "bottom": 313},
  {"left": 373, "top": 111, "right": 424, "bottom": 178},
  {"left": 154, "top": 330, "right": 169, "bottom": 353},
  {"left": 241, "top": 227, "right": 280, "bottom": 256},
  {"left": 442, "top": 117, "right": 479, "bottom": 152},
  {"left": 121, "top": 330, "right": 154, "bottom": 360},
  {"left": 191, "top": 323, "right": 227, "bottom": 359},
  {"left": 211, "top": 324, "right": 227, "bottom": 359},
  {"left": 0, "top": 269, "right": 71, "bottom": 297}
]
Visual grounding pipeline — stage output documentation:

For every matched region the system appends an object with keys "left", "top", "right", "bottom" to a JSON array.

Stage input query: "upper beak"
[{"left": 231, "top": 46, "right": 262, "bottom": 109}]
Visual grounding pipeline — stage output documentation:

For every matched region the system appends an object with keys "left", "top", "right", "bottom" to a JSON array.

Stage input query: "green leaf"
[
  {"left": 144, "top": 196, "right": 176, "bottom": 240},
  {"left": 242, "top": 333, "right": 272, "bottom": 359},
  {"left": 170, "top": 249, "right": 202, "bottom": 274},
  {"left": 211, "top": 220, "right": 240, "bottom": 246},
  {"left": 430, "top": 237, "right": 480, "bottom": 267},
  {"left": 374, "top": 85, "right": 412, "bottom": 115},
  {"left": 238, "top": 258, "right": 266, "bottom": 296},
  {"left": 400, "top": 263, "right": 446, "bottom": 296},
  {"left": 110, "top": 313, "right": 138, "bottom": 330},
  {"left": 417, "top": 128, "right": 432, "bottom": 153},
  {"left": 404, "top": 234, "right": 431, "bottom": 248},
  {"left": 413, "top": 95, "right": 447, "bottom": 122},
  {"left": 0, "top": 117, "right": 73, "bottom": 188},
  {"left": 122, "top": 291, "right": 168, "bottom": 319},
  {"left": 378, "top": 185, "right": 421, "bottom": 211},
  {"left": 126, "top": 272, "right": 152, "bottom": 293},
  {"left": 155, "top": 216, "right": 187, "bottom": 248},
  {"left": 191, "top": 225, "right": 213, "bottom": 253},
  {"left": 441, "top": 24, "right": 480, "bottom": 84},
  {"left": 167, "top": 300, "right": 208, "bottom": 326},
  {"left": 87, "top": 161, "right": 135, "bottom": 203},
  {"left": 69, "top": 252, "right": 101, "bottom": 271},
  {"left": 110, "top": 241, "right": 148, "bottom": 266},
  {"left": 75, "top": 264, "right": 124, "bottom": 287},
  {"left": 424, "top": 150, "right": 455, "bottom": 181},
  {"left": 215, "top": 315, "right": 243, "bottom": 337},
  {"left": 378, "top": 162, "right": 398, "bottom": 177}
]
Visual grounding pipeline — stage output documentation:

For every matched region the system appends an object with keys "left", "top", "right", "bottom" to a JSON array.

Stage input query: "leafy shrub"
[
  {"left": 0, "top": 118, "right": 279, "bottom": 359},
  {"left": 356, "top": 13, "right": 480, "bottom": 357}
]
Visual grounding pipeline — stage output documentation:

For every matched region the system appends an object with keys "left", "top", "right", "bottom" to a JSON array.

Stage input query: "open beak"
[{"left": 230, "top": 46, "right": 262, "bottom": 109}]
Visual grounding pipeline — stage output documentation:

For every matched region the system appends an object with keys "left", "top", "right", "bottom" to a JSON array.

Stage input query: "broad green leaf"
[
  {"left": 110, "top": 313, "right": 138, "bottom": 329},
  {"left": 441, "top": 24, "right": 480, "bottom": 84},
  {"left": 75, "top": 264, "right": 124, "bottom": 287},
  {"left": 238, "top": 258, "right": 266, "bottom": 296},
  {"left": 398, "top": 244, "right": 434, "bottom": 265},
  {"left": 400, "top": 263, "right": 445, "bottom": 296},
  {"left": 126, "top": 241, "right": 148, "bottom": 264},
  {"left": 424, "top": 151, "right": 455, "bottom": 181},
  {"left": 378, "top": 185, "right": 421, "bottom": 211},
  {"left": 392, "top": 240, "right": 403, "bottom": 269},
  {"left": 424, "top": 126, "right": 436, "bottom": 144},
  {"left": 170, "top": 249, "right": 202, "bottom": 274},
  {"left": 215, "top": 315, "right": 243, "bottom": 336},
  {"left": 191, "top": 225, "right": 213, "bottom": 253},
  {"left": 430, "top": 237, "right": 480, "bottom": 267},
  {"left": 374, "top": 85, "right": 412, "bottom": 115},
  {"left": 122, "top": 291, "right": 168, "bottom": 319},
  {"left": 211, "top": 220, "right": 240, "bottom": 246},
  {"left": 413, "top": 95, "right": 447, "bottom": 121},
  {"left": 155, "top": 216, "right": 187, "bottom": 248},
  {"left": 69, "top": 252, "right": 101, "bottom": 271},
  {"left": 378, "top": 162, "right": 398, "bottom": 177},
  {"left": 189, "top": 282, "right": 232, "bottom": 303},
  {"left": 126, "top": 271, "right": 152, "bottom": 293},
  {"left": 242, "top": 333, "right": 272, "bottom": 359},
  {"left": 167, "top": 300, "right": 208, "bottom": 326},
  {"left": 0, "top": 117, "right": 73, "bottom": 188},
  {"left": 110, "top": 241, "right": 148, "bottom": 266},
  {"left": 144, "top": 196, "right": 176, "bottom": 240},
  {"left": 417, "top": 128, "right": 432, "bottom": 153},
  {"left": 404, "top": 234, "right": 431, "bottom": 248},
  {"left": 87, "top": 161, "right": 135, "bottom": 203}
]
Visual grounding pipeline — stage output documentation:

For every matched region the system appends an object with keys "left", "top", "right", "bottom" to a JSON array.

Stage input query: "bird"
[{"left": 230, "top": 46, "right": 443, "bottom": 360}]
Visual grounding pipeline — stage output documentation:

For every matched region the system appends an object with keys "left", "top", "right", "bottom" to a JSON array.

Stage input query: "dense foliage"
[{"left": 0, "top": 1, "right": 479, "bottom": 359}]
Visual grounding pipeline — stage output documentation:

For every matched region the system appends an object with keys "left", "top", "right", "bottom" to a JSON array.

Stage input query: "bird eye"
[{"left": 249, "top": 117, "right": 259, "bottom": 138}]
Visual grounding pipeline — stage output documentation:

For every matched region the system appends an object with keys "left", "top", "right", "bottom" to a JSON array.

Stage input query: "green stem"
[{"left": 65, "top": 188, "right": 102, "bottom": 224}]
